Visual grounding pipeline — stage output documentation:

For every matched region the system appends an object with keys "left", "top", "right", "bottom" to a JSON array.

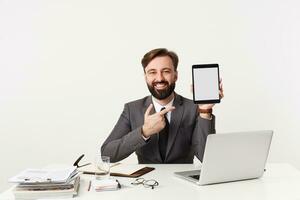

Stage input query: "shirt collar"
[{"left": 151, "top": 96, "right": 174, "bottom": 122}]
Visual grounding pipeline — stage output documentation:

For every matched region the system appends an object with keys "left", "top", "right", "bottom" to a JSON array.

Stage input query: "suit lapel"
[
  {"left": 143, "top": 96, "right": 155, "bottom": 115},
  {"left": 166, "top": 94, "right": 184, "bottom": 159}
]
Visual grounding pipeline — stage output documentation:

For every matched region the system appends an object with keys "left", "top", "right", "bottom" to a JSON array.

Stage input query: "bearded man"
[{"left": 101, "top": 48, "right": 223, "bottom": 164}]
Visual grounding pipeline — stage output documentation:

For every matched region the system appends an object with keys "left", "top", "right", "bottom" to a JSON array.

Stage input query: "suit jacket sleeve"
[
  {"left": 101, "top": 103, "right": 147, "bottom": 162},
  {"left": 192, "top": 115, "right": 216, "bottom": 162}
]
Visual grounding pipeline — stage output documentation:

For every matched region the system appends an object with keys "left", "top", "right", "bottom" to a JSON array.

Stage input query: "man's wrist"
[
  {"left": 141, "top": 125, "right": 150, "bottom": 139},
  {"left": 142, "top": 134, "right": 150, "bottom": 141},
  {"left": 198, "top": 108, "right": 213, "bottom": 114},
  {"left": 198, "top": 107, "right": 213, "bottom": 119},
  {"left": 199, "top": 113, "right": 212, "bottom": 120}
]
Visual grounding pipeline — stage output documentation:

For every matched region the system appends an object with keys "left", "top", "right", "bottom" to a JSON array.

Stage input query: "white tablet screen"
[{"left": 193, "top": 64, "right": 220, "bottom": 103}]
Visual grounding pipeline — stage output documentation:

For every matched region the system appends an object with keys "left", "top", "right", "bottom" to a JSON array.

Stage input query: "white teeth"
[{"left": 155, "top": 84, "right": 167, "bottom": 89}]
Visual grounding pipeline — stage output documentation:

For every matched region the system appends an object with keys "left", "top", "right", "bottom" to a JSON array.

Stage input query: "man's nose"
[{"left": 156, "top": 72, "right": 164, "bottom": 81}]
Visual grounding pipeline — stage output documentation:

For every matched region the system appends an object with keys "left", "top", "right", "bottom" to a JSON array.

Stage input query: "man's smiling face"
[{"left": 144, "top": 56, "right": 178, "bottom": 100}]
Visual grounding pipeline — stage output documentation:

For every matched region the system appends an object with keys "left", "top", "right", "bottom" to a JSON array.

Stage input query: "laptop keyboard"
[{"left": 189, "top": 175, "right": 200, "bottom": 180}]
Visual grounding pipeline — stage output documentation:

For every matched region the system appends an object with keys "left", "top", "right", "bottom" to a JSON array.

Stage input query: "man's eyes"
[
  {"left": 148, "top": 71, "right": 156, "bottom": 75},
  {"left": 147, "top": 70, "right": 171, "bottom": 75}
]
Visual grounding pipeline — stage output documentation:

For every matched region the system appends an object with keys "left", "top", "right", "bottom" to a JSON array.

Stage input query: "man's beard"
[{"left": 147, "top": 81, "right": 176, "bottom": 100}]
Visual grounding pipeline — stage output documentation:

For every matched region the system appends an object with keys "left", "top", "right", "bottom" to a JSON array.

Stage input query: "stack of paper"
[
  {"left": 9, "top": 167, "right": 78, "bottom": 183},
  {"left": 91, "top": 179, "right": 121, "bottom": 192},
  {"left": 9, "top": 167, "right": 80, "bottom": 200}
]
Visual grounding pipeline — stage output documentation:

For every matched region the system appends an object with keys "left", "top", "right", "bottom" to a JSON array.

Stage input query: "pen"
[
  {"left": 87, "top": 180, "right": 91, "bottom": 191},
  {"left": 83, "top": 171, "right": 106, "bottom": 175},
  {"left": 116, "top": 179, "right": 121, "bottom": 189}
]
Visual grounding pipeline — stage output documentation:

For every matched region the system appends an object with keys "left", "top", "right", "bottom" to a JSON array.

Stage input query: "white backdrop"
[{"left": 1, "top": 0, "right": 299, "bottom": 191}]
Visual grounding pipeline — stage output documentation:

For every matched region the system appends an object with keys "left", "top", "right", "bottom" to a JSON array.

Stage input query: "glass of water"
[{"left": 95, "top": 155, "right": 110, "bottom": 180}]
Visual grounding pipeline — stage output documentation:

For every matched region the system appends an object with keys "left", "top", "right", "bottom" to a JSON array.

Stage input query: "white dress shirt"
[{"left": 151, "top": 96, "right": 174, "bottom": 123}]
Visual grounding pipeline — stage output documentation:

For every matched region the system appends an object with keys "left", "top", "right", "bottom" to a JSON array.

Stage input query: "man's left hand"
[{"left": 198, "top": 79, "right": 224, "bottom": 119}]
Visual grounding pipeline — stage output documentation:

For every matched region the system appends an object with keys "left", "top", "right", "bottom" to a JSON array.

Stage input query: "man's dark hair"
[{"left": 141, "top": 48, "right": 179, "bottom": 72}]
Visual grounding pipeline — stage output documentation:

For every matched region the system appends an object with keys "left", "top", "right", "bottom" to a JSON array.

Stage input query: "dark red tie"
[{"left": 159, "top": 107, "right": 169, "bottom": 162}]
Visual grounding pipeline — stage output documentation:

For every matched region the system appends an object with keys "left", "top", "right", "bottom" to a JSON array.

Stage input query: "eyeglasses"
[{"left": 131, "top": 178, "right": 159, "bottom": 189}]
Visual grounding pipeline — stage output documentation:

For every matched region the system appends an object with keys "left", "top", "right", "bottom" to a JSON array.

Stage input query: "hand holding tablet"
[{"left": 192, "top": 64, "right": 221, "bottom": 104}]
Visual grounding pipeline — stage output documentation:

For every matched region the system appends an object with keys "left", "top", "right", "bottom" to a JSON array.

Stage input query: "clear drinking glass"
[{"left": 95, "top": 155, "right": 110, "bottom": 180}]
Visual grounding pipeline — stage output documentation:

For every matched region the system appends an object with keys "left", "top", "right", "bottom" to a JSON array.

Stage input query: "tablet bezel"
[{"left": 192, "top": 64, "right": 221, "bottom": 104}]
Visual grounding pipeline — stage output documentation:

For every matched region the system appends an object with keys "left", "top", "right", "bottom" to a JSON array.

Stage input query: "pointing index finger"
[{"left": 159, "top": 106, "right": 175, "bottom": 116}]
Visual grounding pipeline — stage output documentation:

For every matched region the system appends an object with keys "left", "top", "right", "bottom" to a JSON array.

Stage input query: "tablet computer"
[{"left": 192, "top": 64, "right": 220, "bottom": 104}]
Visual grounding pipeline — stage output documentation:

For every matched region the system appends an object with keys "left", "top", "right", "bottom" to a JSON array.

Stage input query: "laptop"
[{"left": 174, "top": 130, "right": 273, "bottom": 185}]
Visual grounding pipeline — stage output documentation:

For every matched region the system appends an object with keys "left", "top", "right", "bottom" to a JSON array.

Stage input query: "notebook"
[
  {"left": 79, "top": 163, "right": 155, "bottom": 178},
  {"left": 174, "top": 130, "right": 273, "bottom": 185}
]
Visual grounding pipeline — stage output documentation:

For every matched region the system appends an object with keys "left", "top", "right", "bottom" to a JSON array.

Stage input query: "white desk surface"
[{"left": 1, "top": 163, "right": 300, "bottom": 200}]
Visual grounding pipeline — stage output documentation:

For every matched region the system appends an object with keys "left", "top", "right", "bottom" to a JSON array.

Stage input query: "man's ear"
[{"left": 174, "top": 71, "right": 178, "bottom": 81}]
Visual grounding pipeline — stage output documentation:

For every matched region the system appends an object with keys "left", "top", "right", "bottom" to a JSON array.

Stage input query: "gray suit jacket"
[{"left": 101, "top": 94, "right": 216, "bottom": 164}]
